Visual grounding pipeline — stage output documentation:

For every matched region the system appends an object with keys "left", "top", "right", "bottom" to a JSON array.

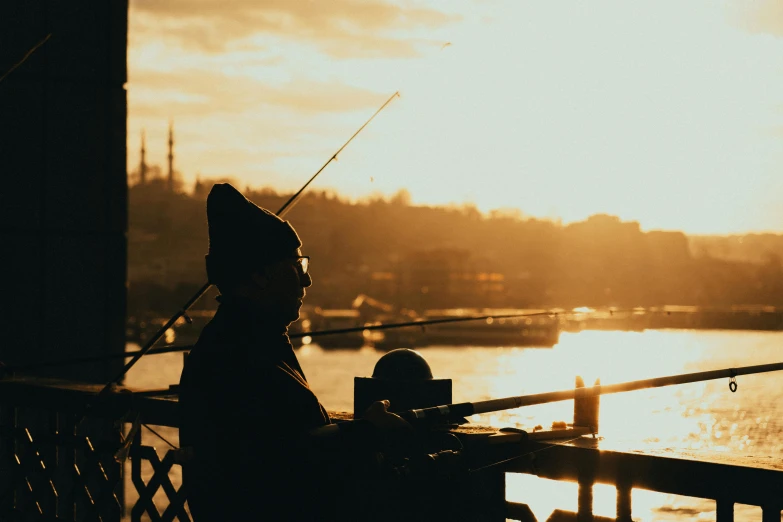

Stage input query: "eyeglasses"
[{"left": 292, "top": 255, "right": 310, "bottom": 275}]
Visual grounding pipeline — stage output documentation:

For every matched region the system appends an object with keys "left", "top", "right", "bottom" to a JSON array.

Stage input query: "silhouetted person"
[{"left": 178, "top": 184, "right": 409, "bottom": 521}]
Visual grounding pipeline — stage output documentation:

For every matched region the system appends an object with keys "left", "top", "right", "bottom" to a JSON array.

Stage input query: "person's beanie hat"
[{"left": 205, "top": 183, "right": 301, "bottom": 287}]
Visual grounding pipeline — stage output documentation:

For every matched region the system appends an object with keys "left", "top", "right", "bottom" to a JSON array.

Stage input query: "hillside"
[{"left": 127, "top": 180, "right": 783, "bottom": 318}]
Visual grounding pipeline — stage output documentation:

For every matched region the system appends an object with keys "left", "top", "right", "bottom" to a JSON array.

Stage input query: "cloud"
[
  {"left": 128, "top": 67, "right": 389, "bottom": 118},
  {"left": 130, "top": 0, "right": 459, "bottom": 57},
  {"left": 126, "top": 66, "right": 397, "bottom": 187}
]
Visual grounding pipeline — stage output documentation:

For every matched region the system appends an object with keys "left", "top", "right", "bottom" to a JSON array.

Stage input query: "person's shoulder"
[{"left": 180, "top": 325, "right": 247, "bottom": 388}]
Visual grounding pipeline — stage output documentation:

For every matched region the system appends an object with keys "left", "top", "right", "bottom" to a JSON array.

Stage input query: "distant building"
[
  {"left": 369, "top": 248, "right": 506, "bottom": 309},
  {"left": 193, "top": 173, "right": 209, "bottom": 198},
  {"left": 134, "top": 120, "right": 178, "bottom": 193},
  {"left": 167, "top": 120, "right": 175, "bottom": 192},
  {"left": 139, "top": 129, "right": 147, "bottom": 184}
]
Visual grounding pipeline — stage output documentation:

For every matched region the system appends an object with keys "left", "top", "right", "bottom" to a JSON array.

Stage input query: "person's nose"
[{"left": 300, "top": 271, "right": 312, "bottom": 288}]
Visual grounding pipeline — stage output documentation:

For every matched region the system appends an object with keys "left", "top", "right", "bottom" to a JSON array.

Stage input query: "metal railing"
[
  {"left": 0, "top": 376, "right": 186, "bottom": 522},
  {"left": 501, "top": 437, "right": 783, "bottom": 522},
  {"left": 2, "top": 375, "right": 782, "bottom": 522}
]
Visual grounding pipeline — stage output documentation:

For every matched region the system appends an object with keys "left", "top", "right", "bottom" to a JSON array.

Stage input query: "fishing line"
[
  {"left": 1, "top": 306, "right": 776, "bottom": 373},
  {"left": 1, "top": 2, "right": 116, "bottom": 87},
  {"left": 34, "top": 91, "right": 403, "bottom": 434},
  {"left": 100, "top": 91, "right": 401, "bottom": 391},
  {"left": 142, "top": 423, "right": 179, "bottom": 450},
  {"left": 0, "top": 33, "right": 52, "bottom": 84},
  {"left": 0, "top": 308, "right": 561, "bottom": 373}
]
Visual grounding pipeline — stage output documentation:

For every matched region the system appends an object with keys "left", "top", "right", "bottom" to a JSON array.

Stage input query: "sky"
[{"left": 127, "top": 0, "right": 783, "bottom": 235}]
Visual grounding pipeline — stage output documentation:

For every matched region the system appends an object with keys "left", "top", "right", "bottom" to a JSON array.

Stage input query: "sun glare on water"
[
  {"left": 127, "top": 328, "right": 783, "bottom": 522},
  {"left": 436, "top": 330, "right": 783, "bottom": 521}
]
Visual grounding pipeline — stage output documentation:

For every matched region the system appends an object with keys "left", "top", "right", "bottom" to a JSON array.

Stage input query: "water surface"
[{"left": 126, "top": 329, "right": 783, "bottom": 521}]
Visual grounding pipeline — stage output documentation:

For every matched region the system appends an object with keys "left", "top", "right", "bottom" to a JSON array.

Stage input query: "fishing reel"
[
  {"left": 370, "top": 425, "right": 468, "bottom": 482},
  {"left": 378, "top": 448, "right": 465, "bottom": 482},
  {"left": 357, "top": 432, "right": 495, "bottom": 522}
]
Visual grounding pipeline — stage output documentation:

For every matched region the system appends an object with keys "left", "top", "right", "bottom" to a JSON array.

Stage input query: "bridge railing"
[
  {"left": 0, "top": 376, "right": 187, "bottom": 522},
  {"left": 501, "top": 436, "right": 783, "bottom": 522},
  {"left": 2, "top": 375, "right": 782, "bottom": 522}
]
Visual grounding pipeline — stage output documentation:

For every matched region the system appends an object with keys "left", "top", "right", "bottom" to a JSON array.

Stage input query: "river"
[{"left": 125, "top": 329, "right": 783, "bottom": 521}]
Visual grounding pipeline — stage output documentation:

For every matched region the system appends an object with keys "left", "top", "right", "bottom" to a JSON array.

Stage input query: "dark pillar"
[
  {"left": 715, "top": 500, "right": 734, "bottom": 522},
  {"left": 0, "top": 0, "right": 128, "bottom": 383},
  {"left": 576, "top": 450, "right": 598, "bottom": 522},
  {"left": 615, "top": 482, "right": 632, "bottom": 522},
  {"left": 761, "top": 505, "right": 782, "bottom": 522}
]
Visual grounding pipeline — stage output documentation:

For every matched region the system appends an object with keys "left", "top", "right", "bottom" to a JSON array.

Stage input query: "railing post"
[
  {"left": 131, "top": 426, "right": 146, "bottom": 522},
  {"left": 615, "top": 472, "right": 632, "bottom": 522},
  {"left": 56, "top": 412, "right": 76, "bottom": 521},
  {"left": 715, "top": 499, "right": 734, "bottom": 522},
  {"left": 577, "top": 479, "right": 593, "bottom": 522},
  {"left": 574, "top": 376, "right": 600, "bottom": 436},
  {"left": 761, "top": 505, "right": 782, "bottom": 522},
  {"left": 0, "top": 405, "right": 16, "bottom": 516},
  {"left": 577, "top": 451, "right": 597, "bottom": 522}
]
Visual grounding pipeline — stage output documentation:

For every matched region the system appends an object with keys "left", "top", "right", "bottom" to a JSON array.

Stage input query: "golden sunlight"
[{"left": 127, "top": 0, "right": 783, "bottom": 234}]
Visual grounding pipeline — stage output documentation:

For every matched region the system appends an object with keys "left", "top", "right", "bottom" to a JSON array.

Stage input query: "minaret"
[
  {"left": 167, "top": 119, "right": 174, "bottom": 192},
  {"left": 139, "top": 129, "right": 147, "bottom": 184}
]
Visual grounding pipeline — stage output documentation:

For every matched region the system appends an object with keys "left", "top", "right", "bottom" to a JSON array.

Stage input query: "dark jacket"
[{"left": 179, "top": 297, "right": 371, "bottom": 521}]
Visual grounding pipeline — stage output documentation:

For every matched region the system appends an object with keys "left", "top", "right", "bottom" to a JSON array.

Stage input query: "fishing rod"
[
  {"left": 396, "top": 361, "right": 783, "bottom": 424},
  {"left": 73, "top": 91, "right": 398, "bottom": 401},
  {"left": 3, "top": 304, "right": 767, "bottom": 374},
  {"left": 1, "top": 309, "right": 560, "bottom": 373},
  {"left": 0, "top": 33, "right": 52, "bottom": 85},
  {"left": 278, "top": 91, "right": 400, "bottom": 216}
]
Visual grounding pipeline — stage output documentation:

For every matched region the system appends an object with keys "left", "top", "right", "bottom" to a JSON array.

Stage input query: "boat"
[
  {"left": 309, "top": 307, "right": 367, "bottom": 350},
  {"left": 563, "top": 306, "right": 648, "bottom": 332},
  {"left": 402, "top": 308, "right": 560, "bottom": 348},
  {"left": 370, "top": 312, "right": 424, "bottom": 352}
]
